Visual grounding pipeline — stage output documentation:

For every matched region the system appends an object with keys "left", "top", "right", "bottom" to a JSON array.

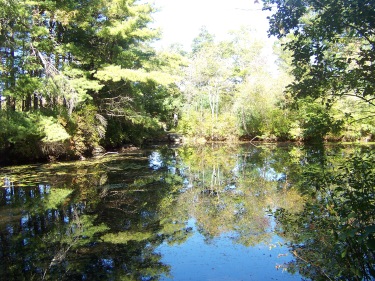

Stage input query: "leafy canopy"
[{"left": 263, "top": 0, "right": 375, "bottom": 106}]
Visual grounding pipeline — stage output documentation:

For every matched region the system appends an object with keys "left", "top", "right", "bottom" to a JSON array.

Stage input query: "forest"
[
  {"left": 0, "top": 0, "right": 374, "bottom": 164},
  {"left": 1, "top": 1, "right": 375, "bottom": 280}
]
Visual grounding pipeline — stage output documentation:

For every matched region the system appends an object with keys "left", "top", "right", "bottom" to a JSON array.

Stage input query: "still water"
[{"left": 1, "top": 143, "right": 374, "bottom": 280}]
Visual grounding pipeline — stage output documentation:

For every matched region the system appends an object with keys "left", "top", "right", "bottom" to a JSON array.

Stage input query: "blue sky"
[{"left": 150, "top": 0, "right": 272, "bottom": 50}]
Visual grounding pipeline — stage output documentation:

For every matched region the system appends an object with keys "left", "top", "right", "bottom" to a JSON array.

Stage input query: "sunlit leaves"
[
  {"left": 39, "top": 116, "right": 71, "bottom": 142},
  {"left": 264, "top": 0, "right": 375, "bottom": 107},
  {"left": 95, "top": 65, "right": 176, "bottom": 85},
  {"left": 0, "top": 0, "right": 181, "bottom": 159},
  {"left": 180, "top": 26, "right": 291, "bottom": 141}
]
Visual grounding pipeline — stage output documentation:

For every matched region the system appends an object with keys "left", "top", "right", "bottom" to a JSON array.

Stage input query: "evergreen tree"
[{"left": 0, "top": 0, "right": 182, "bottom": 162}]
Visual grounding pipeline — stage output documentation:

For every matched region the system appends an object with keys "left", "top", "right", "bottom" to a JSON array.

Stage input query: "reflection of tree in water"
[
  {"left": 0, "top": 152, "right": 187, "bottom": 280},
  {"left": 273, "top": 146, "right": 375, "bottom": 280},
  {"left": 174, "top": 144, "right": 305, "bottom": 246},
  {"left": 2, "top": 144, "right": 373, "bottom": 280}
]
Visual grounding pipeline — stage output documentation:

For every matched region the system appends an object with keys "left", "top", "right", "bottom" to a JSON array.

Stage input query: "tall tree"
[{"left": 181, "top": 32, "right": 236, "bottom": 140}]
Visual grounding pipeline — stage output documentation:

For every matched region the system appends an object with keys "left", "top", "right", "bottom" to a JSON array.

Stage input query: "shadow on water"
[{"left": 0, "top": 143, "right": 374, "bottom": 280}]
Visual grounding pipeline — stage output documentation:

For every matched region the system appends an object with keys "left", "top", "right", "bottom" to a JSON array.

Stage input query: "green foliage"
[
  {"left": 67, "top": 104, "right": 106, "bottom": 155},
  {"left": 39, "top": 116, "right": 71, "bottom": 142},
  {"left": 234, "top": 75, "right": 292, "bottom": 140},
  {"left": 0, "top": 111, "right": 44, "bottom": 163},
  {"left": 332, "top": 98, "right": 375, "bottom": 141},
  {"left": 0, "top": 111, "right": 43, "bottom": 146},
  {"left": 0, "top": 0, "right": 183, "bottom": 161},
  {"left": 274, "top": 149, "right": 375, "bottom": 280},
  {"left": 178, "top": 111, "right": 239, "bottom": 140},
  {"left": 261, "top": 0, "right": 375, "bottom": 143},
  {"left": 95, "top": 65, "right": 176, "bottom": 86},
  {"left": 0, "top": 110, "right": 84, "bottom": 163},
  {"left": 264, "top": 0, "right": 375, "bottom": 118},
  {"left": 5, "top": 0, "right": 375, "bottom": 163},
  {"left": 290, "top": 98, "right": 343, "bottom": 142},
  {"left": 179, "top": 27, "right": 291, "bottom": 141},
  {"left": 191, "top": 26, "right": 215, "bottom": 54}
]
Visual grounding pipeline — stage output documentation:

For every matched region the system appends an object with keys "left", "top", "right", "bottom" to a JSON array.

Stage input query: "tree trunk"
[
  {"left": 8, "top": 34, "right": 16, "bottom": 111},
  {"left": 33, "top": 93, "right": 39, "bottom": 110},
  {"left": 25, "top": 94, "right": 32, "bottom": 111}
]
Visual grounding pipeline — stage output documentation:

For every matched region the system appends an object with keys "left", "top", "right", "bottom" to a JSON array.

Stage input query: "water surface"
[{"left": 1, "top": 143, "right": 374, "bottom": 280}]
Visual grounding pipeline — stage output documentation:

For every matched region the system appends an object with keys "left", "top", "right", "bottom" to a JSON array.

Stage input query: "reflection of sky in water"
[
  {"left": 233, "top": 158, "right": 286, "bottom": 182},
  {"left": 168, "top": 166, "right": 176, "bottom": 174},
  {"left": 157, "top": 218, "right": 301, "bottom": 281},
  {"left": 148, "top": 148, "right": 299, "bottom": 280},
  {"left": 101, "top": 258, "right": 114, "bottom": 269},
  {"left": 258, "top": 167, "right": 285, "bottom": 182},
  {"left": 21, "top": 215, "right": 29, "bottom": 226},
  {"left": 149, "top": 151, "right": 164, "bottom": 170}
]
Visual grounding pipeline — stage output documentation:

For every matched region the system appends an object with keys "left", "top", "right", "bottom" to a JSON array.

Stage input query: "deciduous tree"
[{"left": 264, "top": 0, "right": 375, "bottom": 106}]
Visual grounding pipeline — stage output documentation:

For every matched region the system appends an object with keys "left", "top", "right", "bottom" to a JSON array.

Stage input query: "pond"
[{"left": 1, "top": 143, "right": 374, "bottom": 280}]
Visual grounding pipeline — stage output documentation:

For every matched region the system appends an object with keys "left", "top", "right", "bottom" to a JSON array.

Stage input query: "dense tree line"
[
  {"left": 176, "top": 16, "right": 375, "bottom": 143},
  {"left": 1, "top": 0, "right": 374, "bottom": 164}
]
